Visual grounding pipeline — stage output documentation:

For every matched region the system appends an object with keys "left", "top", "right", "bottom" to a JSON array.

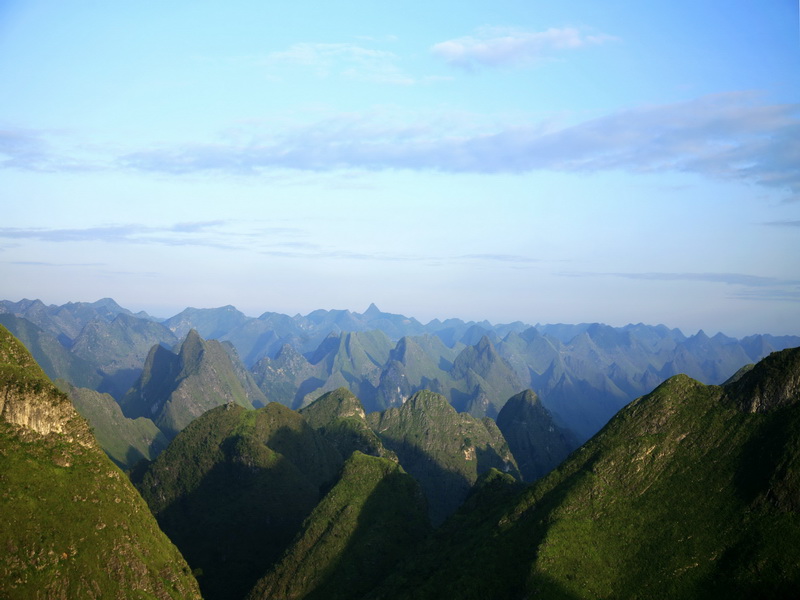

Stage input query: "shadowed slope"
[
  {"left": 136, "top": 402, "right": 343, "bottom": 600},
  {"left": 248, "top": 451, "right": 429, "bottom": 600}
]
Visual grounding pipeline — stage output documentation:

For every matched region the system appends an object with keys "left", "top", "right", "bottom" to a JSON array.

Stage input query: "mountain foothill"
[{"left": 1, "top": 297, "right": 800, "bottom": 599}]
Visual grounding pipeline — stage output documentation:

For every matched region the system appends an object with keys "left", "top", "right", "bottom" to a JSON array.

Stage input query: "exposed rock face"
[{"left": 0, "top": 329, "right": 87, "bottom": 439}]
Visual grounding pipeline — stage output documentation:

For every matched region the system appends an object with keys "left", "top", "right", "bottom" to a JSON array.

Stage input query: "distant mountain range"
[{"left": 2, "top": 297, "right": 798, "bottom": 450}]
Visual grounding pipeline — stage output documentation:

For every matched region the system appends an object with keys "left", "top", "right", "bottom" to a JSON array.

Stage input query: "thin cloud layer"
[
  {"left": 120, "top": 92, "right": 800, "bottom": 196},
  {"left": 561, "top": 270, "right": 800, "bottom": 303},
  {"left": 0, "top": 222, "right": 241, "bottom": 249},
  {"left": 431, "top": 26, "right": 617, "bottom": 69}
]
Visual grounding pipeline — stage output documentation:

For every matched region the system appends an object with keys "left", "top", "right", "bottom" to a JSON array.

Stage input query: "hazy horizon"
[{"left": 2, "top": 1, "right": 798, "bottom": 338}]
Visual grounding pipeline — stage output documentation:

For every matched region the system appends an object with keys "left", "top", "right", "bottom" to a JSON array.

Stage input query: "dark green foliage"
[
  {"left": 0, "top": 325, "right": 201, "bottom": 600},
  {"left": 248, "top": 451, "right": 430, "bottom": 600},
  {"left": 368, "top": 390, "right": 520, "bottom": 525},
  {"left": 300, "top": 387, "right": 392, "bottom": 459},
  {"left": 496, "top": 389, "right": 577, "bottom": 481},
  {"left": 136, "top": 402, "right": 343, "bottom": 600},
  {"left": 375, "top": 348, "right": 800, "bottom": 600}
]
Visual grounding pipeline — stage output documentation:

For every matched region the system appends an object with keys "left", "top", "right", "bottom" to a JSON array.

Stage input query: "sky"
[{"left": 0, "top": 0, "right": 798, "bottom": 337}]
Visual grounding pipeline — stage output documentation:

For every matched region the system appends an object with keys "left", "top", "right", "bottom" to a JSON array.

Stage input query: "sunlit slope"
[
  {"left": 0, "top": 325, "right": 201, "bottom": 600},
  {"left": 375, "top": 347, "right": 800, "bottom": 600}
]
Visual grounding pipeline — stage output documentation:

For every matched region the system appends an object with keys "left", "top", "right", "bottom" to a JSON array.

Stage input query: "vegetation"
[
  {"left": 496, "top": 389, "right": 577, "bottom": 481},
  {"left": 135, "top": 401, "right": 343, "bottom": 600},
  {"left": 368, "top": 390, "right": 520, "bottom": 525},
  {"left": 0, "top": 325, "right": 201, "bottom": 599},
  {"left": 248, "top": 451, "right": 430, "bottom": 600},
  {"left": 372, "top": 348, "right": 800, "bottom": 599},
  {"left": 62, "top": 383, "right": 168, "bottom": 469},
  {"left": 121, "top": 329, "right": 265, "bottom": 438},
  {"left": 300, "top": 387, "right": 393, "bottom": 459}
]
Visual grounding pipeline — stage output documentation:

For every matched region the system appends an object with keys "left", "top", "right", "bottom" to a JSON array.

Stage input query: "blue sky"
[{"left": 1, "top": 0, "right": 798, "bottom": 336}]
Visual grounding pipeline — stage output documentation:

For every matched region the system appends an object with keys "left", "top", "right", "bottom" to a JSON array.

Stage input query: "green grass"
[
  {"left": 0, "top": 324, "right": 201, "bottom": 600},
  {"left": 371, "top": 349, "right": 800, "bottom": 600}
]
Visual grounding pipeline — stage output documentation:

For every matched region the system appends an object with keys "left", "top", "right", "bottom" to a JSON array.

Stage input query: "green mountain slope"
[
  {"left": 251, "top": 343, "right": 326, "bottom": 408},
  {"left": 121, "top": 329, "right": 266, "bottom": 438},
  {"left": 136, "top": 402, "right": 343, "bottom": 600},
  {"left": 0, "top": 325, "right": 201, "bottom": 600},
  {"left": 69, "top": 312, "right": 178, "bottom": 400},
  {"left": 367, "top": 390, "right": 520, "bottom": 525},
  {"left": 496, "top": 389, "right": 577, "bottom": 481},
  {"left": 0, "top": 313, "right": 100, "bottom": 389},
  {"left": 247, "top": 451, "right": 430, "bottom": 600},
  {"left": 64, "top": 383, "right": 168, "bottom": 468},
  {"left": 300, "top": 387, "right": 393, "bottom": 460},
  {"left": 374, "top": 347, "right": 800, "bottom": 600}
]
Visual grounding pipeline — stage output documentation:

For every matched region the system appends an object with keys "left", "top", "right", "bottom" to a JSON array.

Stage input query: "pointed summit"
[
  {"left": 496, "top": 390, "right": 577, "bottom": 481},
  {"left": 121, "top": 329, "right": 265, "bottom": 437},
  {"left": 364, "top": 302, "right": 382, "bottom": 318}
]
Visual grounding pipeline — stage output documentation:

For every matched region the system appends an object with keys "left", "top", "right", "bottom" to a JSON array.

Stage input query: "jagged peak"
[
  {"left": 725, "top": 346, "right": 800, "bottom": 413},
  {"left": 476, "top": 335, "right": 495, "bottom": 352},
  {"left": 178, "top": 329, "right": 206, "bottom": 364}
]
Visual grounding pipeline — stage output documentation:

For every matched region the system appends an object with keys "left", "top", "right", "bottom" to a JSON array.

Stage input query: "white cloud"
[
  {"left": 431, "top": 26, "right": 618, "bottom": 69},
  {"left": 119, "top": 92, "right": 800, "bottom": 196}
]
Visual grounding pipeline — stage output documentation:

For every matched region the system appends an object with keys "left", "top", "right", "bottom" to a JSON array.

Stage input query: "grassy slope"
[
  {"left": 65, "top": 383, "right": 168, "bottom": 468},
  {"left": 375, "top": 348, "right": 800, "bottom": 600},
  {"left": 248, "top": 451, "right": 430, "bottom": 600},
  {"left": 0, "top": 325, "right": 201, "bottom": 600}
]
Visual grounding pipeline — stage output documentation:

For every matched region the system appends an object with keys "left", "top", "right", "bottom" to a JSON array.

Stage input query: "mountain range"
[
  {"left": 2, "top": 298, "right": 798, "bottom": 454},
  {"left": 3, "top": 318, "right": 799, "bottom": 599}
]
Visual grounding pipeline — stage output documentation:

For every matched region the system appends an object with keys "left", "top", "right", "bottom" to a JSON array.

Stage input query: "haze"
[{"left": 1, "top": 1, "right": 798, "bottom": 337}]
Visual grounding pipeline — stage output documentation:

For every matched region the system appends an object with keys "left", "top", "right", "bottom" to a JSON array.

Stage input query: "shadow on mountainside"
[
  {"left": 249, "top": 466, "right": 430, "bottom": 600},
  {"left": 145, "top": 420, "right": 342, "bottom": 600},
  {"left": 97, "top": 367, "right": 142, "bottom": 401},
  {"left": 376, "top": 437, "right": 474, "bottom": 526},
  {"left": 154, "top": 452, "right": 318, "bottom": 600},
  {"left": 366, "top": 452, "right": 601, "bottom": 600}
]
